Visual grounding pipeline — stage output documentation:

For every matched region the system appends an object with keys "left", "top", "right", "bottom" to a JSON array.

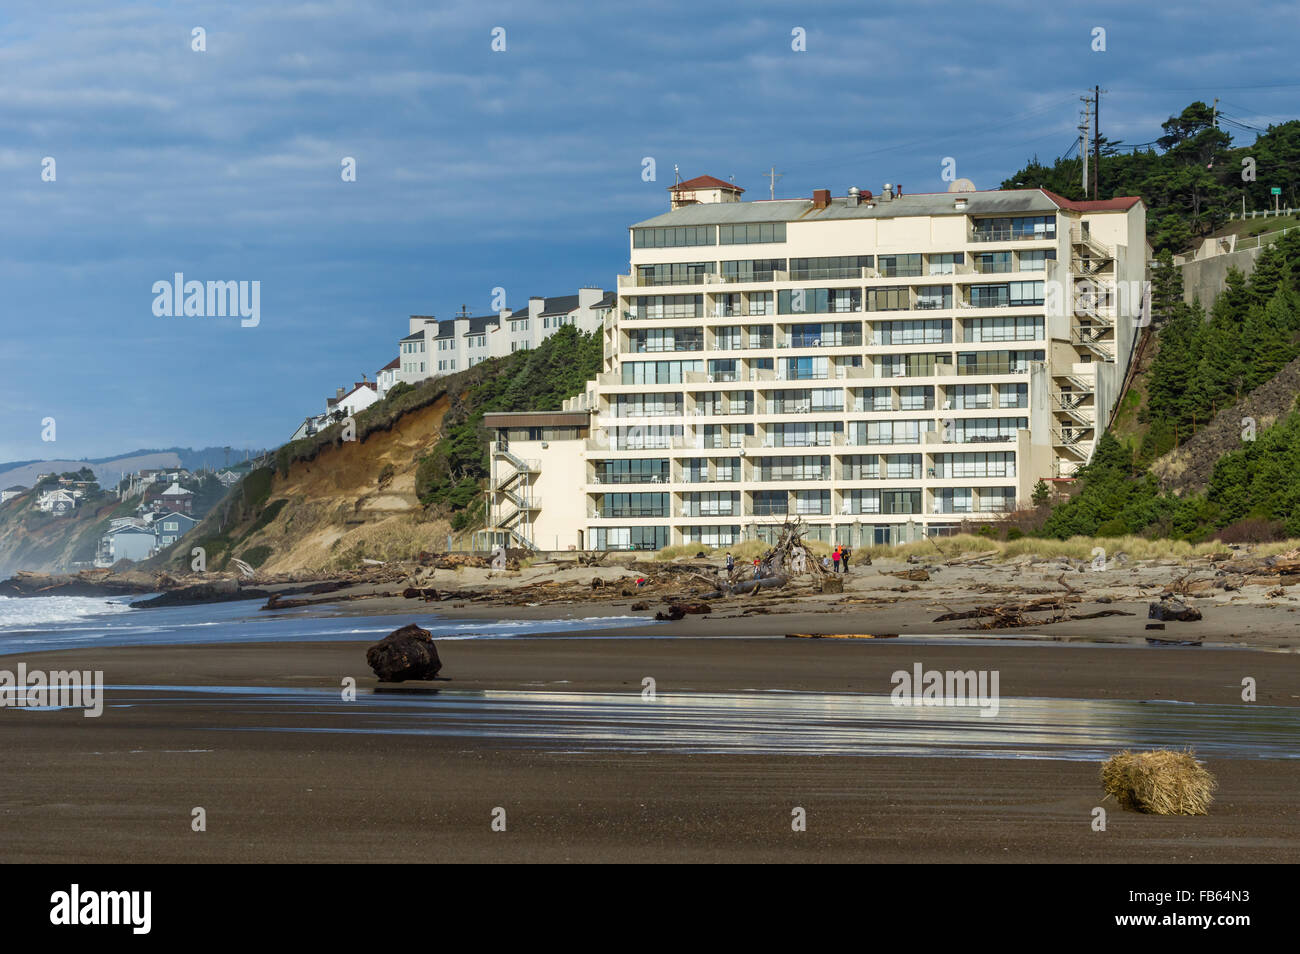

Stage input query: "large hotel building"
[{"left": 482, "top": 176, "right": 1147, "bottom": 552}]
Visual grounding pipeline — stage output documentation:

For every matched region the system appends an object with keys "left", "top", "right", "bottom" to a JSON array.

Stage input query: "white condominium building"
[
  {"left": 482, "top": 176, "right": 1146, "bottom": 552},
  {"left": 397, "top": 288, "right": 616, "bottom": 386}
]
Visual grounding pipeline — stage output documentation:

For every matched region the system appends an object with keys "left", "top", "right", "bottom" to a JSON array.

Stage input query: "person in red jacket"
[{"left": 832, "top": 545, "right": 842, "bottom": 574}]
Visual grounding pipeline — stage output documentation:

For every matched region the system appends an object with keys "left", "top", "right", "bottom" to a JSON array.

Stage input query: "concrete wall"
[{"left": 1181, "top": 246, "right": 1264, "bottom": 310}]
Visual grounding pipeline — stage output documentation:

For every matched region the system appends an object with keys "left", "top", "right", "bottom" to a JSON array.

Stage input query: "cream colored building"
[{"left": 483, "top": 177, "right": 1146, "bottom": 552}]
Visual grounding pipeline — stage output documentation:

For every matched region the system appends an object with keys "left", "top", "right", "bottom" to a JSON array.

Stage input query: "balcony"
[
  {"left": 970, "top": 229, "right": 1055, "bottom": 243},
  {"left": 787, "top": 266, "right": 871, "bottom": 281}
]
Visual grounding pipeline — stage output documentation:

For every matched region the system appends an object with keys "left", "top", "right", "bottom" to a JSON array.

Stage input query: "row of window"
[
  {"left": 590, "top": 452, "right": 1018, "bottom": 483},
  {"left": 632, "top": 224, "right": 791, "bottom": 249},
  {"left": 591, "top": 482, "right": 1019, "bottom": 524}
]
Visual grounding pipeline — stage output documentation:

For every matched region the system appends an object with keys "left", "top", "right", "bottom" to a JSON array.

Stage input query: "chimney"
[
  {"left": 896, "top": 183, "right": 903, "bottom": 197},
  {"left": 336, "top": 387, "right": 345, "bottom": 400},
  {"left": 812, "top": 188, "right": 831, "bottom": 209}
]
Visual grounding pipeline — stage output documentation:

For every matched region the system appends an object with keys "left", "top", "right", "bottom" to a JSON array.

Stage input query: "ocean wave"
[{"left": 0, "top": 595, "right": 136, "bottom": 632}]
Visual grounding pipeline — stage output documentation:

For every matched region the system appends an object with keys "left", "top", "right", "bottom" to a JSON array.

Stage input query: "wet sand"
[{"left": 3, "top": 636, "right": 1298, "bottom": 862}]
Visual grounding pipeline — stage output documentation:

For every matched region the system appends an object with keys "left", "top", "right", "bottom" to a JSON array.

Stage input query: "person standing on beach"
[
  {"left": 841, "top": 545, "right": 852, "bottom": 575},
  {"left": 753, "top": 557, "right": 762, "bottom": 580},
  {"left": 726, "top": 552, "right": 735, "bottom": 575},
  {"left": 832, "top": 546, "right": 842, "bottom": 574}
]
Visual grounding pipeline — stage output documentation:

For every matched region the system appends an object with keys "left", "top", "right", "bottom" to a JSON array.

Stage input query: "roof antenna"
[{"left": 764, "top": 165, "right": 783, "bottom": 200}]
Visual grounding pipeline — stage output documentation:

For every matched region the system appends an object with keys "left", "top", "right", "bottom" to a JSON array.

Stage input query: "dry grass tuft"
[{"left": 1100, "top": 749, "right": 1217, "bottom": 815}]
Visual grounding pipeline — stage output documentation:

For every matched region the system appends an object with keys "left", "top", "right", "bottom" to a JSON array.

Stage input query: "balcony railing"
[{"left": 970, "top": 229, "right": 1055, "bottom": 243}]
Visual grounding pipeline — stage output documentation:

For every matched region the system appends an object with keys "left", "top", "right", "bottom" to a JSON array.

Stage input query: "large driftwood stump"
[{"left": 366, "top": 623, "right": 442, "bottom": 682}]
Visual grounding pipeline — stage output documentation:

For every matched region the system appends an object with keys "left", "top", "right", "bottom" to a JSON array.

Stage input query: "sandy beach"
[{"left": 3, "top": 630, "right": 1298, "bottom": 864}]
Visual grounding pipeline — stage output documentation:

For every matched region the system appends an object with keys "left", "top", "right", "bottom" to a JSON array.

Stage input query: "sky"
[{"left": 2, "top": 0, "right": 1297, "bottom": 463}]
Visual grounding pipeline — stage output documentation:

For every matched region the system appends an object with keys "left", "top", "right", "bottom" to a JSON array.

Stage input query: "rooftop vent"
[
  {"left": 881, "top": 183, "right": 893, "bottom": 201},
  {"left": 847, "top": 186, "right": 861, "bottom": 207}
]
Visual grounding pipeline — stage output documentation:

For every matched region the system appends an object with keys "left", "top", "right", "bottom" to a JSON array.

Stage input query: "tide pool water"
[
  {"left": 0, "top": 594, "right": 649, "bottom": 656},
  {"left": 82, "top": 685, "right": 1300, "bottom": 761}
]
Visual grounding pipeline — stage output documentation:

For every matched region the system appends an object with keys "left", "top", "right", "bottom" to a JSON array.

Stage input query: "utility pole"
[
  {"left": 764, "top": 166, "right": 783, "bottom": 200},
  {"left": 1092, "top": 85, "right": 1102, "bottom": 200},
  {"left": 1078, "top": 97, "right": 1092, "bottom": 197},
  {"left": 1211, "top": 97, "right": 1219, "bottom": 128}
]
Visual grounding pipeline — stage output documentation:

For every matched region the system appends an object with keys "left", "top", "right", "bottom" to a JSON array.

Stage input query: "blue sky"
[{"left": 2, "top": 0, "right": 1297, "bottom": 462}]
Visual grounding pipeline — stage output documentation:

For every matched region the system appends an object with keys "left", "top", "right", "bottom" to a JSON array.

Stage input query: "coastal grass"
[{"left": 1101, "top": 749, "right": 1217, "bottom": 815}]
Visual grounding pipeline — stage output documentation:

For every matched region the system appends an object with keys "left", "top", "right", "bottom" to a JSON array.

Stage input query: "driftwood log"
[{"left": 365, "top": 623, "right": 442, "bottom": 682}]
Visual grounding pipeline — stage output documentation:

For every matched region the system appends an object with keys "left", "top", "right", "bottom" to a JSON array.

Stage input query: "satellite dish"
[{"left": 948, "top": 178, "right": 977, "bottom": 193}]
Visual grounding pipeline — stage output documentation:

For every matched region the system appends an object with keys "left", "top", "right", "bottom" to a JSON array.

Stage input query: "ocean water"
[{"left": 0, "top": 594, "right": 650, "bottom": 656}]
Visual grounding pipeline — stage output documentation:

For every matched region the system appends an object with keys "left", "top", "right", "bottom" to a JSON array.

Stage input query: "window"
[
  {"left": 633, "top": 226, "right": 715, "bottom": 248},
  {"left": 935, "top": 488, "right": 973, "bottom": 514},
  {"left": 972, "top": 216, "right": 1056, "bottom": 241},
  {"left": 628, "top": 327, "right": 703, "bottom": 353},
  {"left": 951, "top": 384, "right": 991, "bottom": 409},
  {"left": 753, "top": 490, "right": 788, "bottom": 516},
  {"left": 612, "top": 393, "right": 683, "bottom": 417},
  {"left": 878, "top": 254, "right": 922, "bottom": 278},
  {"left": 713, "top": 458, "right": 739, "bottom": 482},
  {"left": 1009, "top": 281, "right": 1045, "bottom": 306},
  {"left": 593, "top": 459, "right": 670, "bottom": 484},
  {"left": 593, "top": 526, "right": 669, "bottom": 550},
  {"left": 875, "top": 319, "right": 950, "bottom": 345},
  {"left": 793, "top": 489, "right": 830, "bottom": 515},
  {"left": 866, "top": 287, "right": 910, "bottom": 312},
  {"left": 929, "top": 253, "right": 963, "bottom": 275},
  {"left": 683, "top": 458, "right": 708, "bottom": 483},
  {"left": 782, "top": 356, "right": 829, "bottom": 380},
  {"left": 945, "top": 418, "right": 1028, "bottom": 443},
  {"left": 683, "top": 525, "right": 742, "bottom": 546},
  {"left": 599, "top": 493, "right": 669, "bottom": 518},
  {"left": 637, "top": 262, "right": 716, "bottom": 286},
  {"left": 932, "top": 452, "right": 1016, "bottom": 479},
  {"left": 965, "top": 316, "right": 1043, "bottom": 342},
  {"left": 778, "top": 288, "right": 861, "bottom": 315},
  {"left": 789, "top": 322, "right": 861, "bottom": 347},
  {"left": 756, "top": 456, "right": 829, "bottom": 481},
  {"left": 719, "top": 223, "right": 786, "bottom": 245},
  {"left": 1018, "top": 250, "right": 1050, "bottom": 271},
  {"left": 747, "top": 292, "right": 774, "bottom": 316},
  {"left": 856, "top": 388, "right": 892, "bottom": 412},
  {"left": 955, "top": 350, "right": 1043, "bottom": 375},
  {"left": 885, "top": 454, "right": 922, "bottom": 479},
  {"left": 610, "top": 424, "right": 683, "bottom": 449},
  {"left": 682, "top": 491, "right": 739, "bottom": 517},
  {"left": 979, "top": 487, "right": 1017, "bottom": 512},
  {"left": 897, "top": 386, "right": 933, "bottom": 411},
  {"left": 854, "top": 420, "right": 924, "bottom": 445},
  {"left": 767, "top": 421, "right": 842, "bottom": 447},
  {"left": 707, "top": 359, "right": 738, "bottom": 382},
  {"left": 627, "top": 295, "right": 704, "bottom": 320},
  {"left": 999, "top": 382, "right": 1029, "bottom": 408},
  {"left": 714, "top": 327, "right": 743, "bottom": 350},
  {"left": 915, "top": 286, "right": 953, "bottom": 310},
  {"left": 788, "top": 256, "right": 872, "bottom": 281},
  {"left": 877, "top": 353, "right": 945, "bottom": 378},
  {"left": 975, "top": 251, "right": 1012, "bottom": 274},
  {"left": 841, "top": 454, "right": 879, "bottom": 480},
  {"left": 722, "top": 259, "right": 786, "bottom": 282},
  {"left": 621, "top": 360, "right": 705, "bottom": 385}
]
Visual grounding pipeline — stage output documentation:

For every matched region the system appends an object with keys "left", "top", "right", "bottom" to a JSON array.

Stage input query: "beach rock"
[
  {"left": 821, "top": 577, "right": 843, "bottom": 594},
  {"left": 1148, "top": 600, "right": 1202, "bottom": 623},
  {"left": 365, "top": 623, "right": 442, "bottom": 682},
  {"left": 654, "top": 602, "right": 711, "bottom": 621},
  {"left": 132, "top": 580, "right": 270, "bottom": 608},
  {"left": 630, "top": 601, "right": 649, "bottom": 611}
]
